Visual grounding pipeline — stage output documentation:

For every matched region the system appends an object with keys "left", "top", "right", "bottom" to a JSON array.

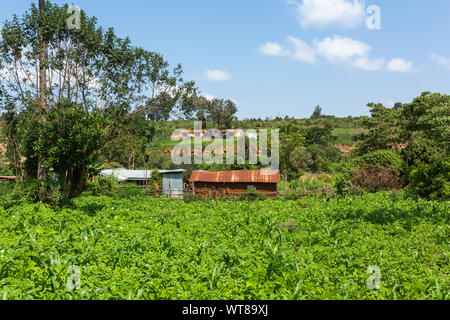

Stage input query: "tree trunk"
[
  {"left": 69, "top": 164, "right": 87, "bottom": 197},
  {"left": 284, "top": 166, "right": 288, "bottom": 195},
  {"left": 37, "top": 0, "right": 48, "bottom": 180}
]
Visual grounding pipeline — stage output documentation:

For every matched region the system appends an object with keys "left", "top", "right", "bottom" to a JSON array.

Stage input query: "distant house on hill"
[
  {"left": 189, "top": 169, "right": 280, "bottom": 198},
  {"left": 99, "top": 169, "right": 185, "bottom": 199},
  {"left": 171, "top": 129, "right": 244, "bottom": 140}
]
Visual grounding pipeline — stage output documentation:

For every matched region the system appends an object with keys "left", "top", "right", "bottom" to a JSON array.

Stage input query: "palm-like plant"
[{"left": 300, "top": 172, "right": 332, "bottom": 184}]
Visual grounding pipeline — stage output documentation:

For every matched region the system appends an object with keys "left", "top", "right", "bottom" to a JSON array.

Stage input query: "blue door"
[{"left": 162, "top": 173, "right": 184, "bottom": 199}]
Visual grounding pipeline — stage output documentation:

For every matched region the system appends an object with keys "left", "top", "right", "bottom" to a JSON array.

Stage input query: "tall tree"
[
  {"left": 0, "top": 2, "right": 194, "bottom": 196},
  {"left": 279, "top": 123, "right": 305, "bottom": 193},
  {"left": 402, "top": 92, "right": 449, "bottom": 167},
  {"left": 310, "top": 105, "right": 322, "bottom": 119},
  {"left": 205, "top": 98, "right": 237, "bottom": 129},
  {"left": 194, "top": 96, "right": 210, "bottom": 129},
  {"left": 37, "top": 0, "right": 47, "bottom": 180},
  {"left": 357, "top": 103, "right": 403, "bottom": 155}
]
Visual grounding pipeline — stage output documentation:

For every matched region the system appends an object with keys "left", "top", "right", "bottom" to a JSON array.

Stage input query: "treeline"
[
  {"left": 335, "top": 92, "right": 448, "bottom": 200},
  {"left": 0, "top": 1, "right": 237, "bottom": 199},
  {"left": 87, "top": 91, "right": 449, "bottom": 201}
]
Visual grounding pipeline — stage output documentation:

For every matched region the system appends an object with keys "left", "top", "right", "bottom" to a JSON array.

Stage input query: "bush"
[
  {"left": 333, "top": 174, "right": 365, "bottom": 196},
  {"left": 402, "top": 138, "right": 441, "bottom": 168},
  {"left": 0, "top": 179, "right": 65, "bottom": 208},
  {"left": 83, "top": 176, "right": 118, "bottom": 196},
  {"left": 320, "top": 145, "right": 344, "bottom": 163},
  {"left": 115, "top": 183, "right": 144, "bottom": 198},
  {"left": 346, "top": 150, "right": 404, "bottom": 193},
  {"left": 143, "top": 169, "right": 162, "bottom": 197},
  {"left": 183, "top": 193, "right": 206, "bottom": 202},
  {"left": 351, "top": 165, "right": 403, "bottom": 193},
  {"left": 83, "top": 176, "right": 143, "bottom": 198},
  {"left": 334, "top": 175, "right": 350, "bottom": 196},
  {"left": 241, "top": 189, "right": 267, "bottom": 201},
  {"left": 408, "top": 156, "right": 449, "bottom": 200},
  {"left": 352, "top": 150, "right": 403, "bottom": 171}
]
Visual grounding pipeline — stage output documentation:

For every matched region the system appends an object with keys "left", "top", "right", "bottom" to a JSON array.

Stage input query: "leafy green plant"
[
  {"left": 0, "top": 179, "right": 65, "bottom": 208},
  {"left": 240, "top": 189, "right": 267, "bottom": 201},
  {"left": 0, "top": 192, "right": 447, "bottom": 300},
  {"left": 334, "top": 175, "right": 350, "bottom": 197},
  {"left": 408, "top": 156, "right": 449, "bottom": 200},
  {"left": 83, "top": 176, "right": 142, "bottom": 198}
]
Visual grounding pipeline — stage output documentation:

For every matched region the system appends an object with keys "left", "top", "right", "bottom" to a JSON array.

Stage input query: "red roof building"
[{"left": 189, "top": 170, "right": 280, "bottom": 198}]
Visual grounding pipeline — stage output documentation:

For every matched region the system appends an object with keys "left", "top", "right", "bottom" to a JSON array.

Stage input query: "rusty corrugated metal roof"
[
  {"left": 0, "top": 176, "right": 17, "bottom": 180},
  {"left": 189, "top": 170, "right": 280, "bottom": 183}
]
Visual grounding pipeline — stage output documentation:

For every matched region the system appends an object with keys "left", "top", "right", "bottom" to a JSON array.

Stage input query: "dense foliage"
[
  {"left": 0, "top": 193, "right": 448, "bottom": 299},
  {"left": 0, "top": 1, "right": 196, "bottom": 196}
]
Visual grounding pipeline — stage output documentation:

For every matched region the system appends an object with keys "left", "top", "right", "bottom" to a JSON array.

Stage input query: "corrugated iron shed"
[
  {"left": 100, "top": 169, "right": 187, "bottom": 181},
  {"left": 159, "top": 169, "right": 186, "bottom": 174},
  {"left": 99, "top": 169, "right": 152, "bottom": 181},
  {"left": 189, "top": 170, "right": 280, "bottom": 183}
]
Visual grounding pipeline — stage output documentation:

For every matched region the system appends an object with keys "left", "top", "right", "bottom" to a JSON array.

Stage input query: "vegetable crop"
[{"left": 0, "top": 193, "right": 448, "bottom": 300}]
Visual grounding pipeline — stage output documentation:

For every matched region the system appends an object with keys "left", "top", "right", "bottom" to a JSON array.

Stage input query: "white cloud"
[
  {"left": 351, "top": 57, "right": 385, "bottom": 71},
  {"left": 259, "top": 42, "right": 290, "bottom": 56},
  {"left": 287, "top": 36, "right": 316, "bottom": 63},
  {"left": 260, "top": 35, "right": 415, "bottom": 73},
  {"left": 290, "top": 0, "right": 365, "bottom": 29},
  {"left": 202, "top": 92, "right": 216, "bottom": 101},
  {"left": 381, "top": 99, "right": 396, "bottom": 107},
  {"left": 387, "top": 59, "right": 415, "bottom": 73},
  {"left": 204, "top": 69, "right": 232, "bottom": 81},
  {"left": 200, "top": 92, "right": 241, "bottom": 106},
  {"left": 430, "top": 53, "right": 450, "bottom": 70},
  {"left": 315, "top": 35, "right": 370, "bottom": 64}
]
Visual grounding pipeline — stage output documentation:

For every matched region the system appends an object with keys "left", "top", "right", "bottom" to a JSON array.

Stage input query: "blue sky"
[{"left": 1, "top": 0, "right": 450, "bottom": 119}]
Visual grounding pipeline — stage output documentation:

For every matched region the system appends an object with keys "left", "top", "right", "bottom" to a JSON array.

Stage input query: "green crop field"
[{"left": 0, "top": 193, "right": 448, "bottom": 300}]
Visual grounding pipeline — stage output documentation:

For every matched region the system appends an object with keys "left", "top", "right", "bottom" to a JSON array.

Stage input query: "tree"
[
  {"left": 304, "top": 123, "right": 335, "bottom": 172},
  {"left": 310, "top": 105, "right": 322, "bottom": 119},
  {"left": 193, "top": 96, "right": 210, "bottom": 128},
  {"left": 409, "top": 156, "right": 449, "bottom": 200},
  {"left": 37, "top": 0, "right": 47, "bottom": 180},
  {"left": 0, "top": 2, "right": 194, "bottom": 196},
  {"left": 357, "top": 103, "right": 403, "bottom": 155},
  {"left": 204, "top": 98, "right": 237, "bottom": 129},
  {"left": 402, "top": 92, "right": 449, "bottom": 157},
  {"left": 136, "top": 67, "right": 197, "bottom": 121},
  {"left": 279, "top": 123, "right": 305, "bottom": 193},
  {"left": 290, "top": 146, "right": 313, "bottom": 173}
]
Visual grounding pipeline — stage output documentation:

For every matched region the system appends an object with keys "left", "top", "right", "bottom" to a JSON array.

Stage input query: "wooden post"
[{"left": 284, "top": 168, "right": 288, "bottom": 195}]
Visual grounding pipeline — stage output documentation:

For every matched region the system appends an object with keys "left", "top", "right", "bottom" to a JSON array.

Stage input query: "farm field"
[{"left": 0, "top": 193, "right": 448, "bottom": 300}]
